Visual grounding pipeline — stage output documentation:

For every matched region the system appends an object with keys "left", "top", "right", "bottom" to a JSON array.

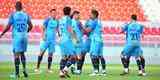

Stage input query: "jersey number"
[
  {"left": 16, "top": 23, "right": 26, "bottom": 32},
  {"left": 131, "top": 33, "right": 138, "bottom": 40}
]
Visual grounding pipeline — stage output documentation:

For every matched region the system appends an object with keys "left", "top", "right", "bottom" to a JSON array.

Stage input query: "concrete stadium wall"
[{"left": 0, "top": 43, "right": 159, "bottom": 64}]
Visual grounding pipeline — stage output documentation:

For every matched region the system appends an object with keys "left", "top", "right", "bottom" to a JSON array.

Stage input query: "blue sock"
[
  {"left": 15, "top": 57, "right": 20, "bottom": 75},
  {"left": 20, "top": 53, "right": 26, "bottom": 71}
]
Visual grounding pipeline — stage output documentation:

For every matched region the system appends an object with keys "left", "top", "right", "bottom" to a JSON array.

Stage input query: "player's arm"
[
  {"left": 83, "top": 19, "right": 95, "bottom": 34},
  {"left": 69, "top": 24, "right": 79, "bottom": 43},
  {"left": 27, "top": 20, "right": 33, "bottom": 32},
  {"left": 0, "top": 24, "right": 11, "bottom": 38},
  {"left": 41, "top": 26, "right": 46, "bottom": 41},
  {"left": 98, "top": 20, "right": 103, "bottom": 32},
  {"left": 141, "top": 25, "right": 144, "bottom": 39},
  {"left": 42, "top": 18, "right": 48, "bottom": 41},
  {"left": 83, "top": 20, "right": 90, "bottom": 33},
  {"left": 55, "top": 21, "right": 61, "bottom": 44},
  {"left": 56, "top": 21, "right": 61, "bottom": 37},
  {"left": 84, "top": 26, "right": 93, "bottom": 33},
  {"left": 120, "top": 23, "right": 128, "bottom": 34},
  {"left": 0, "top": 14, "right": 13, "bottom": 38},
  {"left": 27, "top": 15, "right": 33, "bottom": 32},
  {"left": 79, "top": 21, "right": 86, "bottom": 33}
]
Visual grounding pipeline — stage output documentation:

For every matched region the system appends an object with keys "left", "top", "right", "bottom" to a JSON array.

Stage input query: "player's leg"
[
  {"left": 47, "top": 53, "right": 53, "bottom": 72},
  {"left": 70, "top": 44, "right": 79, "bottom": 74},
  {"left": 89, "top": 39, "right": 100, "bottom": 76},
  {"left": 61, "top": 55, "right": 73, "bottom": 78},
  {"left": 63, "top": 49, "right": 77, "bottom": 77},
  {"left": 60, "top": 56, "right": 67, "bottom": 70},
  {"left": 20, "top": 52, "right": 28, "bottom": 77},
  {"left": 36, "top": 50, "right": 45, "bottom": 70},
  {"left": 120, "top": 54, "right": 130, "bottom": 75},
  {"left": 66, "top": 55, "right": 77, "bottom": 69},
  {"left": 47, "top": 42, "right": 55, "bottom": 72},
  {"left": 139, "top": 48, "right": 146, "bottom": 74},
  {"left": 90, "top": 55, "right": 99, "bottom": 76},
  {"left": 99, "top": 56, "right": 106, "bottom": 74},
  {"left": 140, "top": 56, "right": 145, "bottom": 73},
  {"left": 76, "top": 52, "right": 86, "bottom": 74},
  {"left": 135, "top": 56, "right": 143, "bottom": 75},
  {"left": 99, "top": 42, "right": 106, "bottom": 74},
  {"left": 71, "top": 42, "right": 84, "bottom": 75},
  {"left": 134, "top": 47, "right": 146, "bottom": 76},
  {"left": 36, "top": 41, "right": 47, "bottom": 70},
  {"left": 59, "top": 41, "right": 72, "bottom": 78},
  {"left": 19, "top": 38, "right": 28, "bottom": 77},
  {"left": 14, "top": 52, "right": 20, "bottom": 78},
  {"left": 64, "top": 41, "right": 77, "bottom": 68},
  {"left": 77, "top": 38, "right": 90, "bottom": 72},
  {"left": 120, "top": 45, "right": 132, "bottom": 75},
  {"left": 63, "top": 51, "right": 78, "bottom": 77},
  {"left": 126, "top": 56, "right": 130, "bottom": 69},
  {"left": 59, "top": 56, "right": 68, "bottom": 78},
  {"left": 13, "top": 38, "right": 27, "bottom": 78}
]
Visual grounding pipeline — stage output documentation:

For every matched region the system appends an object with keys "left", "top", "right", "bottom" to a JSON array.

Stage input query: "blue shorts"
[
  {"left": 122, "top": 44, "right": 143, "bottom": 57},
  {"left": 83, "top": 38, "right": 91, "bottom": 53},
  {"left": 90, "top": 40, "right": 103, "bottom": 56},
  {"left": 59, "top": 39, "right": 76, "bottom": 57},
  {"left": 74, "top": 41, "right": 84, "bottom": 55},
  {"left": 13, "top": 37, "right": 28, "bottom": 53},
  {"left": 40, "top": 40, "right": 55, "bottom": 54}
]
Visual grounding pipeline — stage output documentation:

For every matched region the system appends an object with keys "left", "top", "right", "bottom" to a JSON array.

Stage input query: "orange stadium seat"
[
  {"left": 0, "top": 0, "right": 146, "bottom": 21},
  {"left": 2, "top": 0, "right": 160, "bottom": 36}
]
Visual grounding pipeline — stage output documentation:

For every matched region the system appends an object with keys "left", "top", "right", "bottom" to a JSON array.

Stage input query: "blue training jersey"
[
  {"left": 71, "top": 19, "right": 83, "bottom": 41},
  {"left": 122, "top": 21, "right": 144, "bottom": 45},
  {"left": 84, "top": 19, "right": 97, "bottom": 38},
  {"left": 92, "top": 19, "right": 103, "bottom": 42},
  {"left": 8, "top": 11, "right": 31, "bottom": 39},
  {"left": 43, "top": 17, "right": 58, "bottom": 41},
  {"left": 59, "top": 16, "right": 72, "bottom": 42}
]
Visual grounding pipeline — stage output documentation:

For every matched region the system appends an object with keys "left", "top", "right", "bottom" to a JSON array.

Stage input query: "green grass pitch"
[{"left": 0, "top": 62, "right": 159, "bottom": 80}]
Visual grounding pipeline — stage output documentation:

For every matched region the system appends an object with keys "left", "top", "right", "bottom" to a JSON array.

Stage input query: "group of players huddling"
[{"left": 0, "top": 1, "right": 146, "bottom": 79}]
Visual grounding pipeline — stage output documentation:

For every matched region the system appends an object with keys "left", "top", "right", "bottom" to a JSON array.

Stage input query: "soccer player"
[
  {"left": 70, "top": 11, "right": 84, "bottom": 75},
  {"left": 35, "top": 9, "right": 58, "bottom": 73},
  {"left": 85, "top": 9, "right": 106, "bottom": 76},
  {"left": 120, "top": 14, "right": 146, "bottom": 76},
  {"left": 0, "top": 1, "right": 33, "bottom": 78},
  {"left": 74, "top": 11, "right": 94, "bottom": 75},
  {"left": 58, "top": 6, "right": 76, "bottom": 78}
]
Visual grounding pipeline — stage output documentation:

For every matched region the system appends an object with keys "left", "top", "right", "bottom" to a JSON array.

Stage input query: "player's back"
[
  {"left": 59, "top": 16, "right": 72, "bottom": 42},
  {"left": 93, "top": 19, "right": 102, "bottom": 35},
  {"left": 91, "top": 19, "right": 103, "bottom": 42},
  {"left": 125, "top": 21, "right": 143, "bottom": 46},
  {"left": 10, "top": 11, "right": 30, "bottom": 38},
  {"left": 71, "top": 19, "right": 83, "bottom": 39}
]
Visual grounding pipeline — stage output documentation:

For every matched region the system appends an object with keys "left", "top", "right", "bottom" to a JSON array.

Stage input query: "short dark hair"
[
  {"left": 15, "top": 1, "right": 22, "bottom": 11},
  {"left": 91, "top": 9, "right": 99, "bottom": 18},
  {"left": 50, "top": 9, "right": 56, "bottom": 13},
  {"left": 131, "top": 14, "right": 137, "bottom": 20},
  {"left": 63, "top": 6, "right": 71, "bottom": 15},
  {"left": 70, "top": 10, "right": 80, "bottom": 19}
]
